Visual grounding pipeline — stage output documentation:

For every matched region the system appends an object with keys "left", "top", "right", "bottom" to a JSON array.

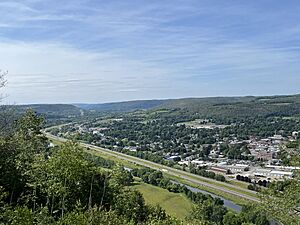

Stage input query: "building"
[
  {"left": 215, "top": 163, "right": 249, "bottom": 174},
  {"left": 228, "top": 164, "right": 249, "bottom": 173},
  {"left": 269, "top": 171, "right": 293, "bottom": 179},
  {"left": 191, "top": 160, "right": 213, "bottom": 167},
  {"left": 167, "top": 156, "right": 181, "bottom": 161},
  {"left": 210, "top": 167, "right": 228, "bottom": 174},
  {"left": 252, "top": 168, "right": 294, "bottom": 180},
  {"left": 256, "top": 151, "right": 274, "bottom": 161},
  {"left": 265, "top": 165, "right": 300, "bottom": 171},
  {"left": 253, "top": 169, "right": 272, "bottom": 177}
]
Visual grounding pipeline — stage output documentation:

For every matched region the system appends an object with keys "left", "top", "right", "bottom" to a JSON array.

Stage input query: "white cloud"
[
  {"left": 0, "top": 41, "right": 171, "bottom": 103},
  {"left": 1, "top": 0, "right": 300, "bottom": 103}
]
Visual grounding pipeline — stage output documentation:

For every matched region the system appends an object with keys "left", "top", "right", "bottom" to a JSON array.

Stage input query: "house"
[{"left": 167, "top": 156, "right": 181, "bottom": 161}]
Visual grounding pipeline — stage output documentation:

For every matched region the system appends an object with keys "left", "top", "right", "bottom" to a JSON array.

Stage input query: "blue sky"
[{"left": 1, "top": 0, "right": 300, "bottom": 103}]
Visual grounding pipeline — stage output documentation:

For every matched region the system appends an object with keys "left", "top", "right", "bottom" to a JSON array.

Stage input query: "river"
[{"left": 172, "top": 181, "right": 242, "bottom": 212}]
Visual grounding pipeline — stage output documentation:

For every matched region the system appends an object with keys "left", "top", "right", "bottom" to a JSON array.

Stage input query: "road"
[{"left": 45, "top": 132, "right": 259, "bottom": 202}]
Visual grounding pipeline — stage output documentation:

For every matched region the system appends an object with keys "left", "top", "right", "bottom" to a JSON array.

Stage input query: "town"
[{"left": 48, "top": 109, "right": 300, "bottom": 191}]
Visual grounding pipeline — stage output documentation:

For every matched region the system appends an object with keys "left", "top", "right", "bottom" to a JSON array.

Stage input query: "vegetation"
[
  {"left": 74, "top": 95, "right": 300, "bottom": 121},
  {"left": 0, "top": 110, "right": 181, "bottom": 224},
  {"left": 260, "top": 173, "right": 300, "bottom": 224},
  {"left": 75, "top": 100, "right": 165, "bottom": 112},
  {"left": 132, "top": 181, "right": 193, "bottom": 220},
  {"left": 1, "top": 72, "right": 299, "bottom": 224},
  {"left": 189, "top": 164, "right": 226, "bottom": 182},
  {"left": 132, "top": 167, "right": 271, "bottom": 225},
  {"left": 8, "top": 104, "right": 85, "bottom": 126},
  {"left": 279, "top": 140, "right": 300, "bottom": 166},
  {"left": 0, "top": 111, "right": 274, "bottom": 224}
]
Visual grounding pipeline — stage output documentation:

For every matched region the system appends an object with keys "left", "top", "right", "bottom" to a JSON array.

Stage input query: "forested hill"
[
  {"left": 160, "top": 94, "right": 300, "bottom": 121},
  {"left": 75, "top": 94, "right": 300, "bottom": 119},
  {"left": 4, "top": 104, "right": 84, "bottom": 125},
  {"left": 6, "top": 94, "right": 300, "bottom": 122},
  {"left": 11, "top": 104, "right": 83, "bottom": 116},
  {"left": 75, "top": 99, "right": 165, "bottom": 112}
]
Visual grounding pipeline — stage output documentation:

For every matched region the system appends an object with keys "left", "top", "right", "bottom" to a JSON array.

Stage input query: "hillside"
[
  {"left": 159, "top": 94, "right": 300, "bottom": 121},
  {"left": 3, "top": 104, "right": 85, "bottom": 125},
  {"left": 5, "top": 94, "right": 300, "bottom": 123},
  {"left": 74, "top": 94, "right": 300, "bottom": 120},
  {"left": 75, "top": 99, "right": 165, "bottom": 112},
  {"left": 12, "top": 104, "right": 84, "bottom": 117}
]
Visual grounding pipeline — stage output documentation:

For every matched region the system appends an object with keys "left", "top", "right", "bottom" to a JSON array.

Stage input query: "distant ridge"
[
  {"left": 4, "top": 104, "right": 84, "bottom": 119},
  {"left": 74, "top": 94, "right": 300, "bottom": 112},
  {"left": 4, "top": 94, "right": 300, "bottom": 121},
  {"left": 74, "top": 99, "right": 165, "bottom": 112}
]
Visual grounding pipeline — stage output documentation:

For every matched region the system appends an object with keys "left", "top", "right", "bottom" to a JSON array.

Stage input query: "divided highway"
[{"left": 45, "top": 132, "right": 259, "bottom": 203}]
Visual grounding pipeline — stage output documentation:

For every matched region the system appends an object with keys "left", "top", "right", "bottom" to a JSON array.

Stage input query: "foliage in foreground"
[{"left": 0, "top": 110, "right": 181, "bottom": 224}]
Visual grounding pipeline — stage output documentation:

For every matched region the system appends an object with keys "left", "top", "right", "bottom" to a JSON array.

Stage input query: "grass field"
[{"left": 132, "top": 181, "right": 193, "bottom": 220}]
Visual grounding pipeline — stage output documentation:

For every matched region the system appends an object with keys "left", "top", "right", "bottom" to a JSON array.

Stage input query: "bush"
[{"left": 215, "top": 174, "right": 226, "bottom": 182}]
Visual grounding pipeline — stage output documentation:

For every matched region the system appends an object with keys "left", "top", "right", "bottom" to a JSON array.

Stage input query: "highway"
[{"left": 45, "top": 132, "right": 259, "bottom": 203}]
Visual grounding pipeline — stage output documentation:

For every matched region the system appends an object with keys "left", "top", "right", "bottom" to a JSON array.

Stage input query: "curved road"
[{"left": 45, "top": 132, "right": 259, "bottom": 202}]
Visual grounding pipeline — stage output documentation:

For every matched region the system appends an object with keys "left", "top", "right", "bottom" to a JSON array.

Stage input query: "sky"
[{"left": 1, "top": 0, "right": 300, "bottom": 104}]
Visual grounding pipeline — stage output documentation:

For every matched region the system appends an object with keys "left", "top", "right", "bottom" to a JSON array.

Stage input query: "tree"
[
  {"left": 3, "top": 206, "right": 35, "bottom": 225},
  {"left": 239, "top": 204, "right": 269, "bottom": 225},
  {"left": 28, "top": 141, "right": 111, "bottom": 217},
  {"left": 0, "top": 110, "right": 48, "bottom": 205},
  {"left": 189, "top": 199, "right": 227, "bottom": 224},
  {"left": 223, "top": 212, "right": 241, "bottom": 225},
  {"left": 112, "top": 189, "right": 147, "bottom": 223},
  {"left": 110, "top": 166, "right": 133, "bottom": 187}
]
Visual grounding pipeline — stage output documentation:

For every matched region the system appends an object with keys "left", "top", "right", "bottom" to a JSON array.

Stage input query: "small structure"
[{"left": 167, "top": 156, "right": 181, "bottom": 161}]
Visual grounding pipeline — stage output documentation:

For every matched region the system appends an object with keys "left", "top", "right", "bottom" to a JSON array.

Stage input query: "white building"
[{"left": 269, "top": 171, "right": 293, "bottom": 179}]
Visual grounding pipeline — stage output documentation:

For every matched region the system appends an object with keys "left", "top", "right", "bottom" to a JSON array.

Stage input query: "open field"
[{"left": 132, "top": 181, "right": 193, "bottom": 220}]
